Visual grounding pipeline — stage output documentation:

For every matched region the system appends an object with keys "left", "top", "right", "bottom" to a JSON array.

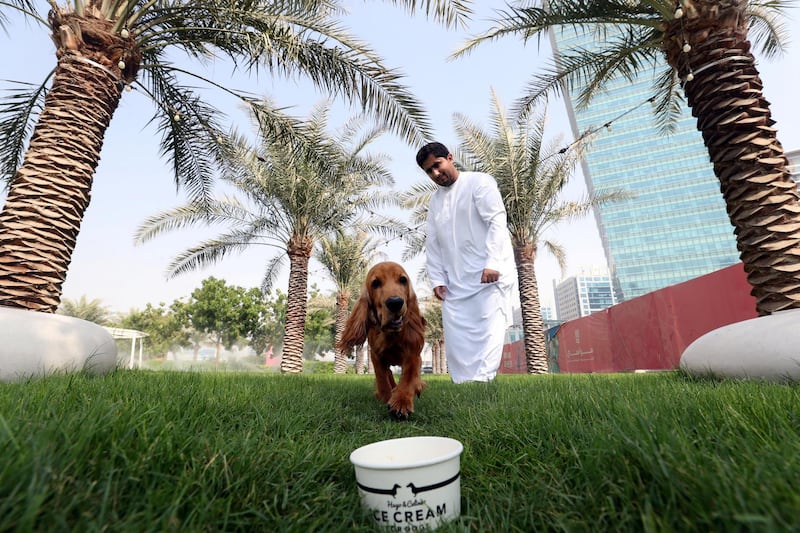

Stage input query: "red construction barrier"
[
  {"left": 499, "top": 340, "right": 526, "bottom": 374},
  {"left": 554, "top": 263, "right": 758, "bottom": 373}
]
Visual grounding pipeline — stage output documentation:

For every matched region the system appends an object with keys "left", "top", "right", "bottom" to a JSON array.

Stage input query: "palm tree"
[
  {"left": 453, "top": 0, "right": 799, "bottom": 316},
  {"left": 451, "top": 89, "right": 628, "bottom": 373},
  {"left": 57, "top": 294, "right": 111, "bottom": 324},
  {"left": 315, "top": 230, "right": 384, "bottom": 374},
  {"left": 0, "top": 0, "right": 471, "bottom": 313},
  {"left": 134, "top": 103, "right": 403, "bottom": 373},
  {"left": 422, "top": 297, "right": 445, "bottom": 374}
]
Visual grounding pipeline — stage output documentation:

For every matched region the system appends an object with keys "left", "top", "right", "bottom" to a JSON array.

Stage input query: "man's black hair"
[{"left": 415, "top": 142, "right": 450, "bottom": 168}]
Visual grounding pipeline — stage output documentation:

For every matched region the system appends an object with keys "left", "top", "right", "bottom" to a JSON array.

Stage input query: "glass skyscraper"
[{"left": 550, "top": 28, "right": 740, "bottom": 301}]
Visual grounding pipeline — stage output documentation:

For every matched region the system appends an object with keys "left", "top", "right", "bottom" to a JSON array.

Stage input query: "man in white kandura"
[{"left": 416, "top": 141, "right": 516, "bottom": 383}]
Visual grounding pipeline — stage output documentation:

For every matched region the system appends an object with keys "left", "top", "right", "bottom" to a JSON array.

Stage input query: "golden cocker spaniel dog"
[{"left": 337, "top": 261, "right": 427, "bottom": 420}]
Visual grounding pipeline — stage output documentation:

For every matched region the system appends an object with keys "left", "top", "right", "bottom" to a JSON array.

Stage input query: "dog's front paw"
[
  {"left": 387, "top": 403, "right": 411, "bottom": 421},
  {"left": 387, "top": 393, "right": 414, "bottom": 421}
]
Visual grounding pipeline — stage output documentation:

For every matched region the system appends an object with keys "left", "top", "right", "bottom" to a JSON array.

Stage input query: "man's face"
[{"left": 421, "top": 153, "right": 458, "bottom": 187}]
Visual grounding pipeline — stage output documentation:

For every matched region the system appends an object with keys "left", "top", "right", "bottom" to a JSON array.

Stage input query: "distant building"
[
  {"left": 505, "top": 326, "right": 523, "bottom": 344},
  {"left": 787, "top": 149, "right": 800, "bottom": 184},
  {"left": 554, "top": 267, "right": 618, "bottom": 322},
  {"left": 540, "top": 304, "right": 560, "bottom": 330},
  {"left": 504, "top": 302, "right": 557, "bottom": 343}
]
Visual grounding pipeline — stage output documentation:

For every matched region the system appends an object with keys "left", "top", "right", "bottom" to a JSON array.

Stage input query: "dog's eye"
[
  {"left": 371, "top": 278, "right": 382, "bottom": 289},
  {"left": 399, "top": 275, "right": 408, "bottom": 285}
]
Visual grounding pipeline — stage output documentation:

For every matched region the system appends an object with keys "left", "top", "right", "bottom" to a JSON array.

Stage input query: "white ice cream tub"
[{"left": 349, "top": 436, "right": 463, "bottom": 530}]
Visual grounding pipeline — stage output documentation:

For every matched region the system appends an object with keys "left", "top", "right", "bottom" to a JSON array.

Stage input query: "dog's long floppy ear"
[{"left": 337, "top": 288, "right": 373, "bottom": 350}]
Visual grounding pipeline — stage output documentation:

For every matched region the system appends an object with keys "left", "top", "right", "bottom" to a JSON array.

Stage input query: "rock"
[
  {"left": 680, "top": 308, "right": 800, "bottom": 381},
  {"left": 0, "top": 306, "right": 118, "bottom": 381}
]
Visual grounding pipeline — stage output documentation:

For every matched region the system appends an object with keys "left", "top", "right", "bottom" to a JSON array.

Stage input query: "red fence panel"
[
  {"left": 499, "top": 340, "right": 526, "bottom": 374},
  {"left": 557, "top": 311, "right": 612, "bottom": 372},
  {"left": 554, "top": 263, "right": 758, "bottom": 373}
]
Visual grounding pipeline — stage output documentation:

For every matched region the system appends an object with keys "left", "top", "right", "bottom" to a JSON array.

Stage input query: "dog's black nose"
[{"left": 385, "top": 296, "right": 404, "bottom": 313}]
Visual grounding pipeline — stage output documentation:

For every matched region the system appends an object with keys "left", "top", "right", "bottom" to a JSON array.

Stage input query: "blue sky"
[{"left": 2, "top": 2, "right": 799, "bottom": 313}]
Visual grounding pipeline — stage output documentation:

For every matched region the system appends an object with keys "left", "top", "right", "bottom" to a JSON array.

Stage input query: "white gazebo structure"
[{"left": 104, "top": 327, "right": 149, "bottom": 369}]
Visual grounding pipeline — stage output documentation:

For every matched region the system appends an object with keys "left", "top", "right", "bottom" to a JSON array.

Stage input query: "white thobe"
[{"left": 425, "top": 171, "right": 516, "bottom": 383}]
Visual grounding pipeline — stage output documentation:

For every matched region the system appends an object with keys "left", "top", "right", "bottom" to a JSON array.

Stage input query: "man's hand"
[
  {"left": 481, "top": 268, "right": 500, "bottom": 284},
  {"left": 433, "top": 285, "right": 447, "bottom": 301}
]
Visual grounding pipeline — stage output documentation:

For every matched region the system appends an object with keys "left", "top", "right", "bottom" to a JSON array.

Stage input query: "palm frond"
[
  {"left": 342, "top": 157, "right": 395, "bottom": 188},
  {"left": 134, "top": 196, "right": 257, "bottom": 244},
  {"left": 377, "top": 0, "right": 473, "bottom": 30},
  {"left": 544, "top": 187, "right": 631, "bottom": 230},
  {"left": 343, "top": 121, "right": 392, "bottom": 162},
  {"left": 260, "top": 253, "right": 287, "bottom": 293},
  {"left": 451, "top": 112, "right": 496, "bottom": 173},
  {"left": 651, "top": 67, "right": 683, "bottom": 134},
  {"left": 398, "top": 180, "right": 435, "bottom": 219},
  {"left": 0, "top": 78, "right": 50, "bottom": 184},
  {"left": 541, "top": 239, "right": 567, "bottom": 276},
  {"left": 515, "top": 29, "right": 662, "bottom": 117},
  {"left": 165, "top": 233, "right": 262, "bottom": 278},
  {"left": 451, "top": 4, "right": 550, "bottom": 60},
  {"left": 746, "top": 0, "right": 792, "bottom": 59},
  {"left": 398, "top": 179, "right": 435, "bottom": 260},
  {"left": 453, "top": 1, "right": 661, "bottom": 59},
  {"left": 358, "top": 214, "right": 408, "bottom": 240},
  {"left": 0, "top": 0, "right": 45, "bottom": 28},
  {"left": 401, "top": 227, "right": 427, "bottom": 262},
  {"left": 139, "top": 62, "right": 229, "bottom": 204}
]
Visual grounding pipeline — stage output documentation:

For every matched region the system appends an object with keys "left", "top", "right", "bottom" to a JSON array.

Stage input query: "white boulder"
[
  {"left": 0, "top": 306, "right": 118, "bottom": 381},
  {"left": 680, "top": 308, "right": 800, "bottom": 381}
]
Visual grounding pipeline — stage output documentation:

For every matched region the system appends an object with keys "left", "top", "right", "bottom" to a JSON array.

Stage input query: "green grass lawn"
[{"left": 0, "top": 371, "right": 798, "bottom": 531}]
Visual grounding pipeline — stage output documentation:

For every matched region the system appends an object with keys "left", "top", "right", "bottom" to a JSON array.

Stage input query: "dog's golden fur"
[{"left": 337, "top": 261, "right": 426, "bottom": 420}]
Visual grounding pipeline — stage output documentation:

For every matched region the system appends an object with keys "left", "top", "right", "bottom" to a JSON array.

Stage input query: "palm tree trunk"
[
  {"left": 513, "top": 240, "right": 548, "bottom": 373},
  {"left": 664, "top": 3, "right": 800, "bottom": 315},
  {"left": 0, "top": 53, "right": 123, "bottom": 312},
  {"left": 280, "top": 237, "right": 312, "bottom": 373},
  {"left": 355, "top": 344, "right": 366, "bottom": 374},
  {"left": 440, "top": 339, "right": 448, "bottom": 374},
  {"left": 333, "top": 290, "right": 350, "bottom": 374}
]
